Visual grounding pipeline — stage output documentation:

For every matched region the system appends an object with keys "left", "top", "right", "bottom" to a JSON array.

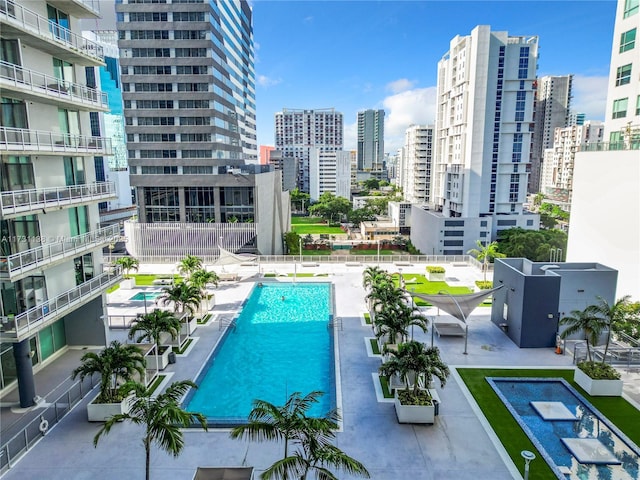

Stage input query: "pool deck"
[{"left": 1, "top": 261, "right": 639, "bottom": 479}]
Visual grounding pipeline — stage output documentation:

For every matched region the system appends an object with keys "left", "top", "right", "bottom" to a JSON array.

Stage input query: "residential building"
[
  {"left": 0, "top": 0, "right": 121, "bottom": 406},
  {"left": 388, "top": 201, "right": 412, "bottom": 234},
  {"left": 567, "top": 0, "right": 640, "bottom": 299},
  {"left": 309, "top": 149, "right": 351, "bottom": 201},
  {"left": 274, "top": 108, "right": 343, "bottom": 193},
  {"left": 397, "top": 124, "right": 433, "bottom": 205},
  {"left": 539, "top": 121, "right": 604, "bottom": 211},
  {"left": 356, "top": 109, "right": 384, "bottom": 177},
  {"left": 568, "top": 112, "right": 586, "bottom": 126},
  {"left": 412, "top": 26, "right": 540, "bottom": 256},
  {"left": 116, "top": 0, "right": 287, "bottom": 256},
  {"left": 259, "top": 145, "right": 274, "bottom": 165}
]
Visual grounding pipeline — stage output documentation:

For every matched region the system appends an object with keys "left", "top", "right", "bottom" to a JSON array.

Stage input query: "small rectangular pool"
[
  {"left": 129, "top": 291, "right": 162, "bottom": 301},
  {"left": 184, "top": 282, "right": 336, "bottom": 426},
  {"left": 488, "top": 377, "right": 640, "bottom": 479}
]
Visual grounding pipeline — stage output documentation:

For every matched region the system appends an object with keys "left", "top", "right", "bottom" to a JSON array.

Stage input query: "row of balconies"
[{"left": 0, "top": 126, "right": 112, "bottom": 156}]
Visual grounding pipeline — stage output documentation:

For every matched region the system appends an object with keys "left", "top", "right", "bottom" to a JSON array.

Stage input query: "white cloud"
[
  {"left": 571, "top": 75, "right": 608, "bottom": 121},
  {"left": 343, "top": 121, "right": 357, "bottom": 150},
  {"left": 257, "top": 75, "right": 282, "bottom": 88},
  {"left": 385, "top": 78, "right": 416, "bottom": 94},
  {"left": 303, "top": 15, "right": 314, "bottom": 23},
  {"left": 382, "top": 87, "right": 437, "bottom": 153}
]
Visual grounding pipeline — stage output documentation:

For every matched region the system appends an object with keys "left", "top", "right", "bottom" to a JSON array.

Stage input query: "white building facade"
[
  {"left": 397, "top": 125, "right": 433, "bottom": 205},
  {"left": 309, "top": 149, "right": 351, "bottom": 201}
]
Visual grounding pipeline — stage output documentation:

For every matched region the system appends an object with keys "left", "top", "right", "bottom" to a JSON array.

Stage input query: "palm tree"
[
  {"left": 115, "top": 256, "right": 140, "bottom": 279},
  {"left": 374, "top": 302, "right": 426, "bottom": 345},
  {"left": 559, "top": 308, "right": 608, "bottom": 362},
  {"left": 157, "top": 282, "right": 202, "bottom": 315},
  {"left": 589, "top": 295, "right": 632, "bottom": 363},
  {"left": 94, "top": 380, "right": 207, "bottom": 480},
  {"left": 362, "top": 266, "right": 386, "bottom": 291},
  {"left": 467, "top": 240, "right": 506, "bottom": 282},
  {"left": 230, "top": 391, "right": 369, "bottom": 480},
  {"left": 128, "top": 309, "right": 181, "bottom": 352},
  {"left": 189, "top": 268, "right": 219, "bottom": 297},
  {"left": 177, "top": 254, "right": 203, "bottom": 280},
  {"left": 71, "top": 341, "right": 146, "bottom": 404}
]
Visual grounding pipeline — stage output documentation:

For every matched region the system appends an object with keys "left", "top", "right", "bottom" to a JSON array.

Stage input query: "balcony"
[
  {"left": 0, "top": 267, "right": 122, "bottom": 341},
  {"left": 46, "top": 0, "right": 100, "bottom": 18},
  {"left": 0, "top": 61, "right": 108, "bottom": 112},
  {"left": 0, "top": 127, "right": 112, "bottom": 156},
  {"left": 0, "top": 0, "right": 104, "bottom": 66},
  {"left": 0, "top": 224, "right": 120, "bottom": 281},
  {"left": 0, "top": 181, "right": 117, "bottom": 218},
  {"left": 580, "top": 141, "right": 640, "bottom": 152}
]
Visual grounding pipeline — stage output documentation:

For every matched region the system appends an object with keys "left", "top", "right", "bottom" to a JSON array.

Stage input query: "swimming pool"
[
  {"left": 184, "top": 282, "right": 336, "bottom": 425},
  {"left": 488, "top": 377, "right": 640, "bottom": 479},
  {"left": 129, "top": 291, "right": 162, "bottom": 301}
]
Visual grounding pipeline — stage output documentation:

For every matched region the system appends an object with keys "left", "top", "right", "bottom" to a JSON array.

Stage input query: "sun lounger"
[
  {"left": 218, "top": 273, "right": 239, "bottom": 282},
  {"left": 433, "top": 322, "right": 466, "bottom": 338}
]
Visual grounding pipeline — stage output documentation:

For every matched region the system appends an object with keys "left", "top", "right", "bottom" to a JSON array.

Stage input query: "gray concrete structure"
[
  {"left": 356, "top": 109, "right": 384, "bottom": 172},
  {"left": 491, "top": 258, "right": 618, "bottom": 348}
]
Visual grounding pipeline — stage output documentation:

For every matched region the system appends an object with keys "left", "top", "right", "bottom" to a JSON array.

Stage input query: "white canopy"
[
  {"left": 214, "top": 246, "right": 257, "bottom": 266},
  {"left": 408, "top": 285, "right": 503, "bottom": 323}
]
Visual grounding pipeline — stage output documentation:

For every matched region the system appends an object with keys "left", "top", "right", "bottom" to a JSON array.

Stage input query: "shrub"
[
  {"left": 577, "top": 361, "right": 621, "bottom": 380},
  {"left": 397, "top": 389, "right": 434, "bottom": 406},
  {"left": 475, "top": 280, "right": 493, "bottom": 290},
  {"left": 426, "top": 266, "right": 445, "bottom": 274}
]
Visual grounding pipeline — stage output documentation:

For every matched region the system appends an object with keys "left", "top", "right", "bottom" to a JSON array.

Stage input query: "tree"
[
  {"left": 559, "top": 308, "right": 608, "bottom": 362},
  {"left": 177, "top": 255, "right": 203, "bottom": 279},
  {"left": 497, "top": 228, "right": 567, "bottom": 261},
  {"left": 589, "top": 295, "right": 632, "bottom": 363},
  {"left": 128, "top": 309, "right": 181, "bottom": 351},
  {"left": 308, "top": 192, "right": 351, "bottom": 224},
  {"left": 94, "top": 380, "right": 207, "bottom": 480},
  {"left": 230, "top": 391, "right": 369, "bottom": 480},
  {"left": 290, "top": 187, "right": 311, "bottom": 213},
  {"left": 362, "top": 178, "right": 380, "bottom": 190},
  {"left": 467, "top": 240, "right": 505, "bottom": 282},
  {"left": 189, "top": 268, "right": 219, "bottom": 297},
  {"left": 362, "top": 266, "right": 387, "bottom": 291},
  {"left": 115, "top": 256, "right": 140, "bottom": 279},
  {"left": 157, "top": 282, "right": 202, "bottom": 315},
  {"left": 374, "top": 302, "right": 426, "bottom": 345},
  {"left": 71, "top": 341, "right": 145, "bottom": 404}
]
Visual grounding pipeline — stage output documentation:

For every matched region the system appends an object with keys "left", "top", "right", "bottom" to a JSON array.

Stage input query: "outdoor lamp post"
[
  {"left": 299, "top": 237, "right": 302, "bottom": 264},
  {"left": 521, "top": 450, "right": 535, "bottom": 480},
  {"left": 377, "top": 239, "right": 381, "bottom": 267}
]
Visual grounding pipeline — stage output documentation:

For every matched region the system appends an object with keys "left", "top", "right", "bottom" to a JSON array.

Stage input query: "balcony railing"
[
  {"left": 0, "top": 181, "right": 116, "bottom": 217},
  {"left": 0, "top": 224, "right": 120, "bottom": 280},
  {"left": 0, "top": 0, "right": 103, "bottom": 64},
  {"left": 0, "top": 127, "right": 112, "bottom": 156},
  {"left": 580, "top": 141, "right": 640, "bottom": 152},
  {"left": 0, "top": 61, "right": 108, "bottom": 110},
  {"left": 0, "top": 267, "right": 122, "bottom": 340}
]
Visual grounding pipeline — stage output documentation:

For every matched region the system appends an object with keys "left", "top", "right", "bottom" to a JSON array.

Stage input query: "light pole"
[
  {"left": 521, "top": 450, "right": 535, "bottom": 480},
  {"left": 299, "top": 237, "right": 302, "bottom": 264},
  {"left": 377, "top": 239, "right": 381, "bottom": 267}
]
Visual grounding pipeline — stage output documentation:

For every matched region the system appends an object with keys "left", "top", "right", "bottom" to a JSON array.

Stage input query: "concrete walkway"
[{"left": 1, "top": 262, "right": 637, "bottom": 479}]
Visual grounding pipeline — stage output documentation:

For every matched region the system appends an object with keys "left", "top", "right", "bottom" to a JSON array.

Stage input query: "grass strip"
[
  {"left": 349, "top": 249, "right": 397, "bottom": 255},
  {"left": 292, "top": 225, "right": 344, "bottom": 234},
  {"left": 174, "top": 338, "right": 193, "bottom": 355},
  {"left": 379, "top": 375, "right": 393, "bottom": 399},
  {"left": 197, "top": 313, "right": 212, "bottom": 325},
  {"left": 147, "top": 374, "right": 166, "bottom": 395},
  {"left": 364, "top": 312, "right": 371, "bottom": 325},
  {"left": 369, "top": 338, "right": 380, "bottom": 355},
  {"left": 106, "top": 284, "right": 120, "bottom": 294},
  {"left": 457, "top": 368, "right": 640, "bottom": 480},
  {"left": 291, "top": 216, "right": 325, "bottom": 225}
]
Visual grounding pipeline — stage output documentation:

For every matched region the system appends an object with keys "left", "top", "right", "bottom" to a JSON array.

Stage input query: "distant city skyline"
[{"left": 86, "top": 0, "right": 616, "bottom": 154}]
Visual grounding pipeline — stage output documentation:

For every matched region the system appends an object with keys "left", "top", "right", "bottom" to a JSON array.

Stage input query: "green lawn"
[
  {"left": 350, "top": 249, "right": 399, "bottom": 255},
  {"left": 399, "top": 274, "right": 473, "bottom": 306},
  {"left": 369, "top": 338, "right": 380, "bottom": 355},
  {"left": 457, "top": 368, "right": 640, "bottom": 480},
  {"left": 291, "top": 216, "right": 325, "bottom": 225},
  {"left": 301, "top": 249, "right": 332, "bottom": 256},
  {"left": 292, "top": 225, "right": 344, "bottom": 234},
  {"left": 130, "top": 274, "right": 182, "bottom": 286},
  {"left": 106, "top": 284, "right": 120, "bottom": 294}
]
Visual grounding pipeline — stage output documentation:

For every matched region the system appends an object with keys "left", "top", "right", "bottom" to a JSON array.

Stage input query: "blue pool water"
[
  {"left": 129, "top": 291, "right": 162, "bottom": 301},
  {"left": 184, "top": 283, "right": 335, "bottom": 425},
  {"left": 489, "top": 378, "right": 640, "bottom": 479}
]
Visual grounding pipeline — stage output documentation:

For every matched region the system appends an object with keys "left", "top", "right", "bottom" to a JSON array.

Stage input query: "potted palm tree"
[
  {"left": 115, "top": 256, "right": 140, "bottom": 289},
  {"left": 189, "top": 268, "right": 219, "bottom": 316},
  {"left": 71, "top": 341, "right": 146, "bottom": 422},
  {"left": 157, "top": 283, "right": 201, "bottom": 337},
  {"left": 177, "top": 254, "right": 203, "bottom": 281},
  {"left": 379, "top": 342, "right": 450, "bottom": 424},
  {"left": 94, "top": 380, "right": 207, "bottom": 480},
  {"left": 129, "top": 309, "right": 181, "bottom": 370}
]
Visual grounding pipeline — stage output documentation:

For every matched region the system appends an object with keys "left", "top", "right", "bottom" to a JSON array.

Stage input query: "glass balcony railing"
[
  {"left": 0, "top": 224, "right": 120, "bottom": 280},
  {"left": 0, "top": 267, "right": 122, "bottom": 340},
  {"left": 0, "top": 61, "right": 108, "bottom": 110},
  {"left": 0, "top": 0, "right": 104, "bottom": 64},
  {"left": 0, "top": 181, "right": 116, "bottom": 216},
  {"left": 0, "top": 127, "right": 112, "bottom": 156},
  {"left": 580, "top": 141, "right": 640, "bottom": 152}
]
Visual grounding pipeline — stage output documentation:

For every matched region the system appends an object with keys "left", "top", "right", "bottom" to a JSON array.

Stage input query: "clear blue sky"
[{"left": 252, "top": 0, "right": 617, "bottom": 152}]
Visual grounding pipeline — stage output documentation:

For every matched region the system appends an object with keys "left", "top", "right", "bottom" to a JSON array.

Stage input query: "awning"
[
  {"left": 214, "top": 246, "right": 257, "bottom": 266},
  {"left": 408, "top": 285, "right": 503, "bottom": 323}
]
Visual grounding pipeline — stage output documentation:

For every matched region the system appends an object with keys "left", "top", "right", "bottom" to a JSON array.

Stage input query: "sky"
[
  {"left": 251, "top": 0, "right": 616, "bottom": 153},
  {"left": 88, "top": 0, "right": 617, "bottom": 155}
]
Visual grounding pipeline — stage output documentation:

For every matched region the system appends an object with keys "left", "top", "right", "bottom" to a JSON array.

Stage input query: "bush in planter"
[
  {"left": 475, "top": 280, "right": 493, "bottom": 290},
  {"left": 426, "top": 266, "right": 445, "bottom": 274},
  {"left": 577, "top": 361, "right": 621, "bottom": 380}
]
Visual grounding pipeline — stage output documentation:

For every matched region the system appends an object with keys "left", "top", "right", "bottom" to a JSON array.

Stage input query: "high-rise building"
[
  {"left": 309, "top": 149, "right": 351, "bottom": 201},
  {"left": 0, "top": 0, "right": 121, "bottom": 405},
  {"left": 568, "top": 112, "right": 586, "bottom": 126},
  {"left": 567, "top": 0, "right": 640, "bottom": 299},
  {"left": 116, "top": 0, "right": 287, "bottom": 256},
  {"left": 274, "top": 108, "right": 343, "bottom": 193},
  {"left": 530, "top": 75, "right": 573, "bottom": 193},
  {"left": 397, "top": 125, "right": 433, "bottom": 205},
  {"left": 356, "top": 109, "right": 384, "bottom": 171},
  {"left": 411, "top": 26, "right": 540, "bottom": 256},
  {"left": 259, "top": 145, "right": 274, "bottom": 165}
]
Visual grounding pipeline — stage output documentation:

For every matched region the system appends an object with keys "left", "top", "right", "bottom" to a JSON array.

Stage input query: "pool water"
[
  {"left": 489, "top": 378, "right": 640, "bottom": 479},
  {"left": 185, "top": 283, "right": 335, "bottom": 425},
  {"left": 129, "top": 291, "right": 162, "bottom": 301}
]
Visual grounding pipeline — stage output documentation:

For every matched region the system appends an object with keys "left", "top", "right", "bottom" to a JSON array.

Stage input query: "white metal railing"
[
  {"left": 0, "top": 61, "right": 108, "bottom": 109},
  {"left": 0, "top": 0, "right": 104, "bottom": 63},
  {"left": 0, "top": 126, "right": 112, "bottom": 155},
  {"left": 0, "top": 267, "right": 122, "bottom": 340},
  {"left": 0, "top": 181, "right": 116, "bottom": 215},
  {"left": 0, "top": 224, "right": 120, "bottom": 279}
]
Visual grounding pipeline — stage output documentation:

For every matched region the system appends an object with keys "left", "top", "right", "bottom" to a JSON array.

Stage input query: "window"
[
  {"left": 133, "top": 66, "right": 171, "bottom": 75},
  {"left": 174, "top": 30, "right": 206, "bottom": 40},
  {"left": 129, "top": 12, "right": 167, "bottom": 21},
  {"left": 620, "top": 28, "right": 636, "bottom": 52},
  {"left": 624, "top": 0, "right": 639, "bottom": 18},
  {"left": 444, "top": 220, "right": 464, "bottom": 227},
  {"left": 497, "top": 220, "right": 517, "bottom": 226},
  {"left": 612, "top": 98, "right": 628, "bottom": 119},
  {"left": 443, "top": 230, "right": 464, "bottom": 237},
  {"left": 526, "top": 220, "right": 534, "bottom": 226},
  {"left": 616, "top": 64, "right": 632, "bottom": 86},
  {"left": 130, "top": 30, "right": 168, "bottom": 40},
  {"left": 173, "top": 11, "right": 205, "bottom": 21},
  {"left": 443, "top": 240, "right": 464, "bottom": 246},
  {"left": 175, "top": 48, "right": 207, "bottom": 57}
]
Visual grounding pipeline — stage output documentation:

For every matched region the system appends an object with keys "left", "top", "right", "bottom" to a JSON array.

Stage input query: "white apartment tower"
[
  {"left": 567, "top": 0, "right": 640, "bottom": 299},
  {"left": 274, "top": 108, "right": 343, "bottom": 194},
  {"left": 530, "top": 75, "right": 573, "bottom": 193},
  {"left": 397, "top": 125, "right": 433, "bottom": 205},
  {"left": 309, "top": 149, "right": 351, "bottom": 202},
  {"left": 411, "top": 26, "right": 540, "bottom": 256},
  {"left": 0, "top": 0, "right": 121, "bottom": 405}
]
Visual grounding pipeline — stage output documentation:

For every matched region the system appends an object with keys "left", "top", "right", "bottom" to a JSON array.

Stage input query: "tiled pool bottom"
[{"left": 488, "top": 378, "right": 640, "bottom": 480}]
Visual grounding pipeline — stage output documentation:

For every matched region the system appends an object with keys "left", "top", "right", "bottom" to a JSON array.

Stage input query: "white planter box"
[
  {"left": 149, "top": 345, "right": 172, "bottom": 371},
  {"left": 120, "top": 278, "right": 136, "bottom": 289},
  {"left": 393, "top": 388, "right": 440, "bottom": 424},
  {"left": 199, "top": 295, "right": 215, "bottom": 314},
  {"left": 574, "top": 368, "right": 623, "bottom": 396},
  {"left": 180, "top": 317, "right": 198, "bottom": 336},
  {"left": 426, "top": 272, "right": 445, "bottom": 282},
  {"left": 87, "top": 394, "right": 133, "bottom": 422}
]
